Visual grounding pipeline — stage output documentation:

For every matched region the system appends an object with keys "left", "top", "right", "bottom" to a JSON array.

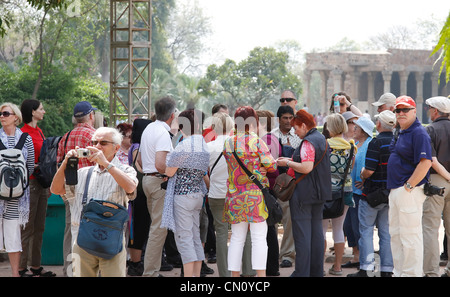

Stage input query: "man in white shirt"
[{"left": 139, "top": 97, "right": 176, "bottom": 277}]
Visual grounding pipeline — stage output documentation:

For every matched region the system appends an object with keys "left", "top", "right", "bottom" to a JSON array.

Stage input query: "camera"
[
  {"left": 424, "top": 182, "right": 445, "bottom": 197},
  {"left": 77, "top": 148, "right": 91, "bottom": 158}
]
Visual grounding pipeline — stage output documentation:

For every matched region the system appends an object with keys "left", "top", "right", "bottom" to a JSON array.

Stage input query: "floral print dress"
[{"left": 223, "top": 131, "right": 277, "bottom": 224}]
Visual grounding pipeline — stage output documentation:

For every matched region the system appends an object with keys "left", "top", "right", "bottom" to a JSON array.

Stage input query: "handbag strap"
[
  {"left": 82, "top": 166, "right": 95, "bottom": 205},
  {"left": 232, "top": 151, "right": 265, "bottom": 190},
  {"left": 291, "top": 140, "right": 329, "bottom": 186},
  {"left": 209, "top": 152, "right": 223, "bottom": 175}
]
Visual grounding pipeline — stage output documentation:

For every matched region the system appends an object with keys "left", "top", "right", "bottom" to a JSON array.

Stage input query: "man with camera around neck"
[
  {"left": 51, "top": 127, "right": 138, "bottom": 276},
  {"left": 387, "top": 96, "right": 432, "bottom": 277},
  {"left": 423, "top": 96, "right": 450, "bottom": 277}
]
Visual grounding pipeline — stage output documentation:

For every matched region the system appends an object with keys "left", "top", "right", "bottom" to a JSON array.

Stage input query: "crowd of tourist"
[{"left": 0, "top": 90, "right": 449, "bottom": 278}]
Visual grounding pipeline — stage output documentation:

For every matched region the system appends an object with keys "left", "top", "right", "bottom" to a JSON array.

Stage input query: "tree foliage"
[
  {"left": 432, "top": 11, "right": 450, "bottom": 83},
  {"left": 198, "top": 47, "right": 302, "bottom": 113}
]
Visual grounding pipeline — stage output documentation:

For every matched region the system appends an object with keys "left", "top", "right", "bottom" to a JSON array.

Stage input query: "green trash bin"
[{"left": 41, "top": 194, "right": 65, "bottom": 265}]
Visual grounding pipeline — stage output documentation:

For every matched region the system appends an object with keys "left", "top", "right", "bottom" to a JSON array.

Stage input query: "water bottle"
[{"left": 333, "top": 95, "right": 340, "bottom": 113}]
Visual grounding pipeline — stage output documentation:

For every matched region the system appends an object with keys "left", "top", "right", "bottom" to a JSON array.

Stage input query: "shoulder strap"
[
  {"left": 15, "top": 133, "right": 29, "bottom": 150},
  {"left": 210, "top": 152, "right": 223, "bottom": 175},
  {"left": 232, "top": 151, "right": 265, "bottom": 190},
  {"left": 82, "top": 167, "right": 95, "bottom": 205},
  {"left": 339, "top": 143, "right": 354, "bottom": 191},
  {"left": 64, "top": 130, "right": 72, "bottom": 153},
  {"left": 292, "top": 140, "right": 329, "bottom": 186}
]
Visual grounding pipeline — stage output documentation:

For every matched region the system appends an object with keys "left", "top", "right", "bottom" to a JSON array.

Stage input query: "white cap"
[
  {"left": 372, "top": 93, "right": 396, "bottom": 107},
  {"left": 425, "top": 96, "right": 450, "bottom": 113},
  {"left": 375, "top": 110, "right": 396, "bottom": 127}
]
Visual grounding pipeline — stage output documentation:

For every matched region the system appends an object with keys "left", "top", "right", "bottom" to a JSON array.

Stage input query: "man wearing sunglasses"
[
  {"left": 387, "top": 96, "right": 432, "bottom": 277},
  {"left": 51, "top": 127, "right": 138, "bottom": 277},
  {"left": 279, "top": 90, "right": 298, "bottom": 113}
]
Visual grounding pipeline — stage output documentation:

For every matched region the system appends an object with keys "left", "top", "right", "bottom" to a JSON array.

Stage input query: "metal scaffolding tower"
[{"left": 110, "top": 0, "right": 152, "bottom": 124}]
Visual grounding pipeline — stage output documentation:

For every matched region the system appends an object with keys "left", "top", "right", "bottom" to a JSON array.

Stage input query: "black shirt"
[{"left": 362, "top": 131, "right": 393, "bottom": 196}]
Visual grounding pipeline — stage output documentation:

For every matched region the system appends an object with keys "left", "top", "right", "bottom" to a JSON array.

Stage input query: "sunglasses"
[
  {"left": 0, "top": 111, "right": 15, "bottom": 117},
  {"left": 394, "top": 108, "right": 415, "bottom": 114},
  {"left": 91, "top": 140, "right": 115, "bottom": 146},
  {"left": 280, "top": 98, "right": 295, "bottom": 103}
]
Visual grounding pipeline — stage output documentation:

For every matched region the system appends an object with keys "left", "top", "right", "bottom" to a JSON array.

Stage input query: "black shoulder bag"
[{"left": 232, "top": 151, "right": 282, "bottom": 226}]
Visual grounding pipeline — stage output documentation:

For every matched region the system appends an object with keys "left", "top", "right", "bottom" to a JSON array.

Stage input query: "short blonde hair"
[
  {"left": 0, "top": 102, "right": 22, "bottom": 126},
  {"left": 326, "top": 113, "right": 348, "bottom": 136},
  {"left": 211, "top": 112, "right": 234, "bottom": 135}
]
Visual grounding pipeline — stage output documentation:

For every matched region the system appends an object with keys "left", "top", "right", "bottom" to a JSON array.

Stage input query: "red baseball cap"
[{"left": 395, "top": 96, "right": 416, "bottom": 109}]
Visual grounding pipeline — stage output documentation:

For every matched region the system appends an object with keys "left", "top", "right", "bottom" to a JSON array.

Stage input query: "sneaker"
[
  {"left": 380, "top": 271, "right": 393, "bottom": 277},
  {"left": 347, "top": 269, "right": 368, "bottom": 277},
  {"left": 127, "top": 261, "right": 144, "bottom": 276},
  {"left": 280, "top": 260, "right": 292, "bottom": 268}
]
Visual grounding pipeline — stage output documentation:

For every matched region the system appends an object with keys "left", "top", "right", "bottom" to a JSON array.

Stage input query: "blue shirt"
[
  {"left": 387, "top": 118, "right": 432, "bottom": 189},
  {"left": 351, "top": 136, "right": 372, "bottom": 195}
]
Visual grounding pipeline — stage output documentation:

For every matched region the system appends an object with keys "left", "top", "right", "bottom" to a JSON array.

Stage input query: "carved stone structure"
[{"left": 303, "top": 49, "right": 449, "bottom": 122}]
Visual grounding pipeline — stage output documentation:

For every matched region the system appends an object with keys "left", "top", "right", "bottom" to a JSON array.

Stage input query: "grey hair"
[
  {"left": 155, "top": 97, "right": 177, "bottom": 121},
  {"left": 93, "top": 127, "right": 123, "bottom": 145}
]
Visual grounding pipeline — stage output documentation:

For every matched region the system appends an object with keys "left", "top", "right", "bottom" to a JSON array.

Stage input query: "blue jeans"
[
  {"left": 358, "top": 199, "right": 393, "bottom": 273},
  {"left": 344, "top": 194, "right": 361, "bottom": 247}
]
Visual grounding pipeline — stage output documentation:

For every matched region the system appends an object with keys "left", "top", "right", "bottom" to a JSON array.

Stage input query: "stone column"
[
  {"left": 431, "top": 72, "right": 439, "bottom": 97},
  {"left": 367, "top": 72, "right": 375, "bottom": 106},
  {"left": 415, "top": 71, "right": 424, "bottom": 122},
  {"left": 303, "top": 70, "right": 312, "bottom": 109},
  {"left": 399, "top": 71, "right": 409, "bottom": 96},
  {"left": 332, "top": 68, "right": 343, "bottom": 93},
  {"left": 382, "top": 70, "right": 392, "bottom": 93},
  {"left": 351, "top": 70, "right": 360, "bottom": 100},
  {"left": 319, "top": 70, "right": 329, "bottom": 114}
]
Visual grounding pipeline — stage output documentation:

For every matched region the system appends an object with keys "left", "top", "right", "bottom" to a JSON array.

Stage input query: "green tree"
[
  {"left": 198, "top": 47, "right": 302, "bottom": 113},
  {"left": 432, "top": 11, "right": 450, "bottom": 83}
]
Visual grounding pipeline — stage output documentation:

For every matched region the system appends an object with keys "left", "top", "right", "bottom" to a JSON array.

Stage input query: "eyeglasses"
[
  {"left": 394, "top": 108, "right": 415, "bottom": 114},
  {"left": 91, "top": 140, "right": 115, "bottom": 146},
  {"left": 0, "top": 111, "right": 15, "bottom": 117},
  {"left": 280, "top": 98, "right": 295, "bottom": 103}
]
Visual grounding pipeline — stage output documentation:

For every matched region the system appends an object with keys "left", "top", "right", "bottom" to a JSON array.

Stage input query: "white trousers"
[
  {"left": 389, "top": 185, "right": 426, "bottom": 277},
  {"left": 228, "top": 221, "right": 268, "bottom": 272}
]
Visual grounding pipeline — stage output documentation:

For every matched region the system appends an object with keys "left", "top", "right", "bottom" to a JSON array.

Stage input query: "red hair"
[
  {"left": 234, "top": 106, "right": 258, "bottom": 132},
  {"left": 291, "top": 109, "right": 316, "bottom": 130}
]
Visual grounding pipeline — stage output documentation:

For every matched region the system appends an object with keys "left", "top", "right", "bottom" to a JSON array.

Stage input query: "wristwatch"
[
  {"left": 405, "top": 182, "right": 414, "bottom": 190},
  {"left": 106, "top": 163, "right": 115, "bottom": 172},
  {"left": 286, "top": 160, "right": 291, "bottom": 167}
]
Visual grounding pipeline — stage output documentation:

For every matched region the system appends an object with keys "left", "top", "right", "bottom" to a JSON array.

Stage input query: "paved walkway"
[{"left": 0, "top": 226, "right": 446, "bottom": 277}]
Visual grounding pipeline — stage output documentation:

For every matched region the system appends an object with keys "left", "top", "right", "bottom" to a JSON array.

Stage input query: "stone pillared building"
[{"left": 303, "top": 49, "right": 449, "bottom": 123}]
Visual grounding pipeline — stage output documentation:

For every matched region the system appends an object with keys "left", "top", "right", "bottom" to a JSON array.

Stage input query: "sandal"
[
  {"left": 30, "top": 267, "right": 56, "bottom": 277},
  {"left": 19, "top": 269, "right": 34, "bottom": 277},
  {"left": 328, "top": 265, "right": 342, "bottom": 275}
]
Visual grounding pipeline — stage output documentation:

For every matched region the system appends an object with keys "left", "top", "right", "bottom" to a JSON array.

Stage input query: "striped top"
[
  {"left": 362, "top": 132, "right": 393, "bottom": 196},
  {"left": 2, "top": 134, "right": 34, "bottom": 220}
]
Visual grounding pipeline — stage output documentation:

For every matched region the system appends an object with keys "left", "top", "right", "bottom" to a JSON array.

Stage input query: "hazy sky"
[{"left": 192, "top": 0, "right": 450, "bottom": 62}]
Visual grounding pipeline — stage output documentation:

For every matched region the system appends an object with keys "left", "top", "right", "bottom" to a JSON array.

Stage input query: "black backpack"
[{"left": 34, "top": 136, "right": 62, "bottom": 188}]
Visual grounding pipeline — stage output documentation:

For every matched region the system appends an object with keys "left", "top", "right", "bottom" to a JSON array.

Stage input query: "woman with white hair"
[{"left": 0, "top": 102, "right": 35, "bottom": 277}]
